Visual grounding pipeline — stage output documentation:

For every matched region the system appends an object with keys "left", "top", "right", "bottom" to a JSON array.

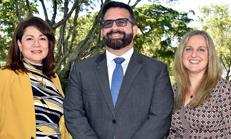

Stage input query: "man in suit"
[{"left": 64, "top": 1, "right": 174, "bottom": 139}]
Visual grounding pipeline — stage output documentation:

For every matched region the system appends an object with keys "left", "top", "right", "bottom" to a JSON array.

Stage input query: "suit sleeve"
[
  {"left": 132, "top": 64, "right": 174, "bottom": 139},
  {"left": 64, "top": 64, "right": 98, "bottom": 139}
]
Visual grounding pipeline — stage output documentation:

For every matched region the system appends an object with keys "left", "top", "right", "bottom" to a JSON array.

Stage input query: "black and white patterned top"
[
  {"left": 167, "top": 79, "right": 231, "bottom": 139},
  {"left": 24, "top": 62, "right": 64, "bottom": 139}
]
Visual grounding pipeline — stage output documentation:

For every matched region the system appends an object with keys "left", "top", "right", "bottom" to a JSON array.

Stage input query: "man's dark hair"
[{"left": 101, "top": 1, "right": 135, "bottom": 24}]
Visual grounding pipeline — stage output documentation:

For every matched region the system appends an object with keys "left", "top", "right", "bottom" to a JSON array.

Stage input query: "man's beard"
[{"left": 103, "top": 30, "right": 133, "bottom": 50}]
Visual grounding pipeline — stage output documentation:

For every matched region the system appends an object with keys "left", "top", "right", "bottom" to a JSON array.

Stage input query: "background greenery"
[{"left": 0, "top": 0, "right": 230, "bottom": 90}]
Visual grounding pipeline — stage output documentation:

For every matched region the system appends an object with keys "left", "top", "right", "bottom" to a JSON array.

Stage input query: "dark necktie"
[{"left": 111, "top": 57, "right": 125, "bottom": 106}]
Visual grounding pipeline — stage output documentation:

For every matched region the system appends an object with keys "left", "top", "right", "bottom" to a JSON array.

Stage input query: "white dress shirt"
[{"left": 106, "top": 48, "right": 134, "bottom": 89}]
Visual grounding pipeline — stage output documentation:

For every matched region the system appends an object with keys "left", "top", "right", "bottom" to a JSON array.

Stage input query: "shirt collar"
[{"left": 106, "top": 48, "right": 134, "bottom": 63}]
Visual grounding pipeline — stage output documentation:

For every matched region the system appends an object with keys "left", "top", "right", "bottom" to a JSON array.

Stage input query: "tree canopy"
[
  {"left": 0, "top": 0, "right": 194, "bottom": 88},
  {"left": 199, "top": 4, "right": 231, "bottom": 80}
]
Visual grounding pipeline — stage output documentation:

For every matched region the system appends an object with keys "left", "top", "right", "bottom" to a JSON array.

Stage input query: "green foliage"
[
  {"left": 0, "top": 0, "right": 38, "bottom": 61},
  {"left": 134, "top": 4, "right": 192, "bottom": 74},
  {"left": 0, "top": 0, "right": 193, "bottom": 88},
  {"left": 199, "top": 4, "right": 231, "bottom": 80}
]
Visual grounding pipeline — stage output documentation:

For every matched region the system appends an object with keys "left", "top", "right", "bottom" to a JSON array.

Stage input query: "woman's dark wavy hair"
[{"left": 5, "top": 16, "right": 56, "bottom": 78}]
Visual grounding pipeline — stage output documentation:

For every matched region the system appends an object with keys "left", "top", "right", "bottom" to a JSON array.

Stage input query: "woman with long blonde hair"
[{"left": 167, "top": 30, "right": 231, "bottom": 138}]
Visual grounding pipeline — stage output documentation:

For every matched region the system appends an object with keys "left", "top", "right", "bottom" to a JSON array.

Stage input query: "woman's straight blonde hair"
[{"left": 174, "top": 30, "right": 222, "bottom": 110}]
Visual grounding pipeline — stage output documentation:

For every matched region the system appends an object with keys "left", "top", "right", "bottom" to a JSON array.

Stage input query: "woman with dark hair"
[
  {"left": 167, "top": 30, "right": 231, "bottom": 138},
  {"left": 0, "top": 17, "right": 69, "bottom": 139}
]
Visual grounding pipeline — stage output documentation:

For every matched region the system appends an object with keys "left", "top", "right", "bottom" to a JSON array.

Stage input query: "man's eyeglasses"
[{"left": 102, "top": 18, "right": 133, "bottom": 28}]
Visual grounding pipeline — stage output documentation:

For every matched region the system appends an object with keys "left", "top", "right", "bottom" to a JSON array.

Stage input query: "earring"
[{"left": 19, "top": 51, "right": 23, "bottom": 61}]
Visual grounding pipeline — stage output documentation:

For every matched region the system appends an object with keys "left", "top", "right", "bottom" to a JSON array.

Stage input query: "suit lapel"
[
  {"left": 115, "top": 52, "right": 143, "bottom": 112},
  {"left": 95, "top": 53, "right": 115, "bottom": 114}
]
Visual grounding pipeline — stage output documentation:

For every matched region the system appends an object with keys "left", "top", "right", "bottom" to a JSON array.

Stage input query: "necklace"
[
  {"left": 38, "top": 76, "right": 46, "bottom": 89},
  {"left": 30, "top": 73, "right": 47, "bottom": 90},
  {"left": 23, "top": 61, "right": 47, "bottom": 89}
]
